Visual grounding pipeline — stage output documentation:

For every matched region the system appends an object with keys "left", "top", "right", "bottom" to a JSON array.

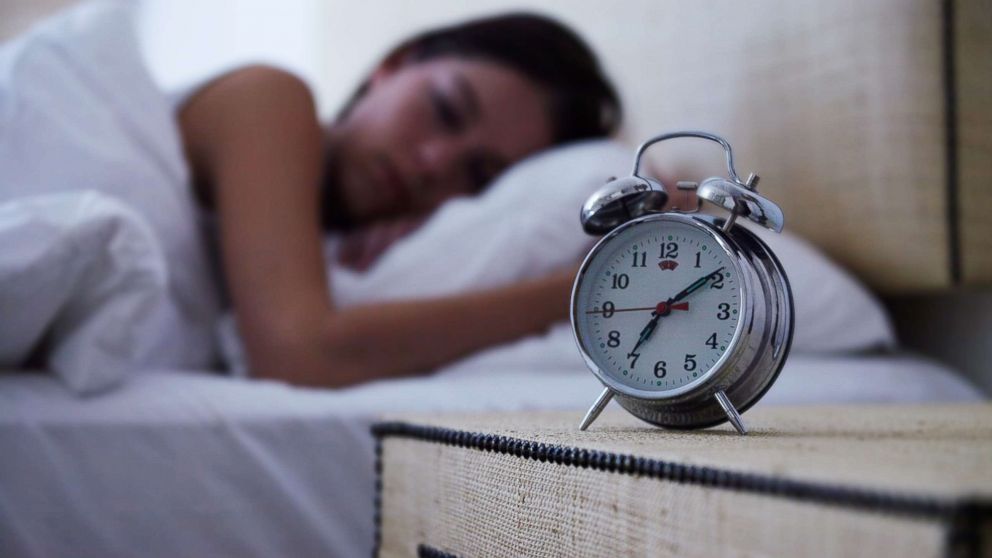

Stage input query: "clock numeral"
[
  {"left": 601, "top": 301, "right": 615, "bottom": 318},
  {"left": 694, "top": 251, "right": 701, "bottom": 268},
  {"left": 717, "top": 303, "right": 731, "bottom": 320},
  {"left": 706, "top": 332, "right": 719, "bottom": 349},
  {"left": 653, "top": 361, "right": 667, "bottom": 378},
  {"left": 683, "top": 354, "right": 697, "bottom": 371},
  {"left": 627, "top": 351, "right": 640, "bottom": 368},
  {"left": 631, "top": 251, "right": 647, "bottom": 268},
  {"left": 711, "top": 273, "right": 725, "bottom": 289},
  {"left": 611, "top": 273, "right": 629, "bottom": 290},
  {"left": 659, "top": 242, "right": 679, "bottom": 259},
  {"left": 607, "top": 330, "right": 621, "bottom": 348}
]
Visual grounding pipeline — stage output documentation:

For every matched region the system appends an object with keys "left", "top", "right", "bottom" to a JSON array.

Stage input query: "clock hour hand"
[{"left": 628, "top": 311, "right": 661, "bottom": 357}]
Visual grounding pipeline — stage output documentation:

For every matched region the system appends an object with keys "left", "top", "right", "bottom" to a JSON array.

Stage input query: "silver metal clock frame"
[{"left": 571, "top": 131, "right": 794, "bottom": 435}]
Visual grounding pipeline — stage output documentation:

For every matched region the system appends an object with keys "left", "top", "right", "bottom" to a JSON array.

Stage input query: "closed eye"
[{"left": 430, "top": 88, "right": 464, "bottom": 133}]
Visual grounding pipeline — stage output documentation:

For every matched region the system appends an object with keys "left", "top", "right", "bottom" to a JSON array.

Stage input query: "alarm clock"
[{"left": 570, "top": 131, "right": 793, "bottom": 435}]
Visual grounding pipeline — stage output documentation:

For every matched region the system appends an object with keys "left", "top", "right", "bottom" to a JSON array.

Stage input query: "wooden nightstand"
[{"left": 373, "top": 405, "right": 991, "bottom": 558}]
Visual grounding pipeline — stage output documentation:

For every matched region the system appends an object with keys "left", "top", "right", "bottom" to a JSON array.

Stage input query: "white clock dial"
[{"left": 574, "top": 217, "right": 742, "bottom": 394}]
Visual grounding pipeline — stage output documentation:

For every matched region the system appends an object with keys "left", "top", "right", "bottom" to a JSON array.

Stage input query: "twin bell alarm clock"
[{"left": 570, "top": 131, "right": 793, "bottom": 435}]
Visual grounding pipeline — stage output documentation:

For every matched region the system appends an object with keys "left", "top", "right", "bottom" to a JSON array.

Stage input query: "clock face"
[{"left": 572, "top": 216, "right": 743, "bottom": 396}]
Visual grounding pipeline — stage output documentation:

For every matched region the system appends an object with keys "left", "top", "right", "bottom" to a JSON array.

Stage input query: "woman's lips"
[{"left": 375, "top": 156, "right": 411, "bottom": 209}]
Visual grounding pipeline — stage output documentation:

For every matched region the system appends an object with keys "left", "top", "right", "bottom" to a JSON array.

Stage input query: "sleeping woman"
[{"left": 176, "top": 13, "right": 621, "bottom": 387}]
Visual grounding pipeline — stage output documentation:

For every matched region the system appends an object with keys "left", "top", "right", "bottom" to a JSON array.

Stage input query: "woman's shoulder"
[
  {"left": 175, "top": 64, "right": 323, "bottom": 207},
  {"left": 174, "top": 64, "right": 317, "bottom": 117},
  {"left": 177, "top": 64, "right": 321, "bottom": 157}
]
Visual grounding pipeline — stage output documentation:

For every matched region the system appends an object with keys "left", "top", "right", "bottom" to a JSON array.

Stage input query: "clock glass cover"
[{"left": 573, "top": 216, "right": 743, "bottom": 396}]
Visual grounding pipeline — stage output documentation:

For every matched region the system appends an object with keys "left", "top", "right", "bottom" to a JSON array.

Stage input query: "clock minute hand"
[{"left": 670, "top": 267, "right": 725, "bottom": 304}]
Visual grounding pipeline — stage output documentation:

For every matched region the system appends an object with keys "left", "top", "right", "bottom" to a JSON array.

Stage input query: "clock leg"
[
  {"left": 714, "top": 390, "right": 747, "bottom": 435},
  {"left": 579, "top": 388, "right": 614, "bottom": 431}
]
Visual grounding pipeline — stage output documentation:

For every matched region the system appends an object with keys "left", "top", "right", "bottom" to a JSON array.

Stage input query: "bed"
[{"left": 0, "top": 1, "right": 988, "bottom": 557}]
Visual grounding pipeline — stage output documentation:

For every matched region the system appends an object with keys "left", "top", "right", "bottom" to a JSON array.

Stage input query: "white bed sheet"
[{"left": 0, "top": 354, "right": 981, "bottom": 558}]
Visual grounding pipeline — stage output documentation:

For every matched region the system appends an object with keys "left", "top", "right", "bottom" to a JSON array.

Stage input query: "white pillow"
[
  {"left": 327, "top": 139, "right": 895, "bottom": 355},
  {"left": 743, "top": 221, "right": 895, "bottom": 353}
]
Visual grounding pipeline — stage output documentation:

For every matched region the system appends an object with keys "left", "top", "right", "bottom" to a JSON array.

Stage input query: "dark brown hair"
[{"left": 337, "top": 12, "right": 622, "bottom": 144}]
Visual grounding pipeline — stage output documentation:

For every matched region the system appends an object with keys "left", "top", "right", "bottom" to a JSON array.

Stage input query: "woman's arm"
[
  {"left": 179, "top": 66, "right": 575, "bottom": 387},
  {"left": 314, "top": 269, "right": 574, "bottom": 387}
]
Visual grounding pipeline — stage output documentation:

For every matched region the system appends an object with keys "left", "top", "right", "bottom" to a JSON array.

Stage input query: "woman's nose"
[{"left": 415, "top": 138, "right": 461, "bottom": 183}]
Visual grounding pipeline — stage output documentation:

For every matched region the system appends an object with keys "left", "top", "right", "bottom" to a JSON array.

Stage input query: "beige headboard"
[{"left": 615, "top": 0, "right": 991, "bottom": 294}]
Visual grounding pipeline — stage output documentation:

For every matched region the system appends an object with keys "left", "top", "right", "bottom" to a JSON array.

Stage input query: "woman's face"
[{"left": 326, "top": 56, "right": 553, "bottom": 224}]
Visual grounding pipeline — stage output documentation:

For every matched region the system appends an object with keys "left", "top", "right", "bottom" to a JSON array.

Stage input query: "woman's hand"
[{"left": 336, "top": 215, "right": 428, "bottom": 272}]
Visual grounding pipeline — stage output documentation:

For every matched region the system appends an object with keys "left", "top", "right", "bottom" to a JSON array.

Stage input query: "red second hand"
[{"left": 586, "top": 303, "right": 689, "bottom": 315}]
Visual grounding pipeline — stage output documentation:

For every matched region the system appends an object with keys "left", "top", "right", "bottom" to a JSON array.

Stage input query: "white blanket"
[
  {"left": 0, "top": 2, "right": 221, "bottom": 393},
  {"left": 0, "top": 192, "right": 178, "bottom": 394}
]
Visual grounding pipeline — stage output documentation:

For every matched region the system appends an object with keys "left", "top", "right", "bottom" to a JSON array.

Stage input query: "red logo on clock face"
[{"left": 659, "top": 260, "right": 679, "bottom": 271}]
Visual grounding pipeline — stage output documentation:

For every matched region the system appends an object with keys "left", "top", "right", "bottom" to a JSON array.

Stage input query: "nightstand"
[{"left": 374, "top": 405, "right": 991, "bottom": 558}]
